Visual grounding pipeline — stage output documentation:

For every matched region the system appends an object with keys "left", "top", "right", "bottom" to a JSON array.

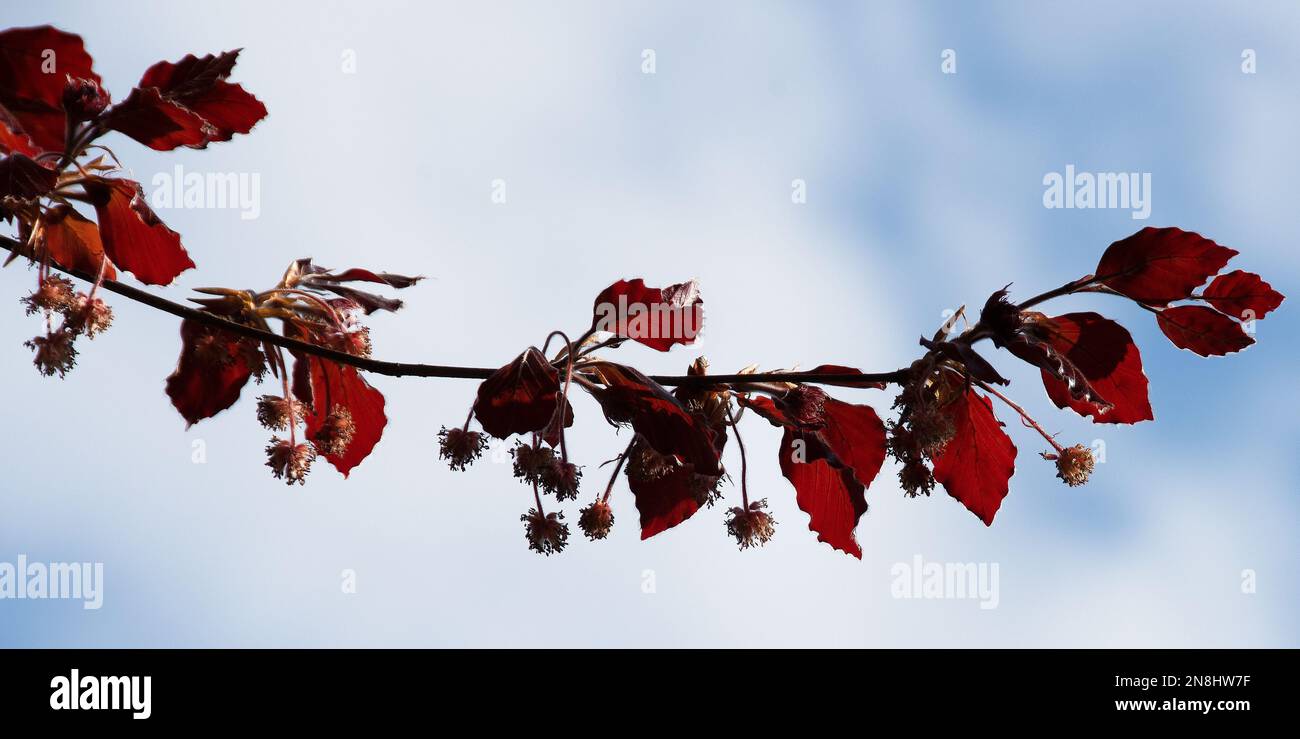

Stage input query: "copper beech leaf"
[
  {"left": 932, "top": 387, "right": 1017, "bottom": 526},
  {"left": 1011, "top": 312, "right": 1153, "bottom": 425},
  {"left": 165, "top": 319, "right": 257, "bottom": 427},
  {"left": 591, "top": 278, "right": 703, "bottom": 352},
  {"left": 1095, "top": 227, "right": 1237, "bottom": 306},
  {"left": 1201, "top": 270, "right": 1284, "bottom": 321},
  {"left": 84, "top": 177, "right": 194, "bottom": 285},
  {"left": 294, "top": 356, "right": 387, "bottom": 477},
  {"left": 473, "top": 348, "right": 573, "bottom": 440},
  {"left": 1156, "top": 305, "right": 1254, "bottom": 357},
  {"left": 106, "top": 50, "right": 266, "bottom": 150},
  {"left": 744, "top": 393, "right": 886, "bottom": 557},
  {"left": 585, "top": 362, "right": 721, "bottom": 476},
  {"left": 0, "top": 26, "right": 100, "bottom": 153},
  {"left": 0, "top": 153, "right": 57, "bottom": 199},
  {"left": 40, "top": 205, "right": 117, "bottom": 280}
]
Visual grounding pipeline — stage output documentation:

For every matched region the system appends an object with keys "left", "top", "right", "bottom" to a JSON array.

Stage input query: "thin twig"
[{"left": 1, "top": 235, "right": 913, "bottom": 389}]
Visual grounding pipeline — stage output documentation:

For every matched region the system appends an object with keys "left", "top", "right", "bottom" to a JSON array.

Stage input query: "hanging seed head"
[
  {"left": 313, "top": 407, "right": 356, "bottom": 457},
  {"left": 521, "top": 508, "right": 570, "bottom": 556},
  {"left": 725, "top": 499, "right": 776, "bottom": 550},
  {"left": 25, "top": 328, "right": 78, "bottom": 378},
  {"left": 265, "top": 438, "right": 316, "bottom": 485},
  {"left": 21, "top": 275, "right": 76, "bottom": 316},
  {"left": 437, "top": 426, "right": 488, "bottom": 471},
  {"left": 1048, "top": 444, "right": 1095, "bottom": 487},
  {"left": 898, "top": 456, "right": 936, "bottom": 498},
  {"left": 578, "top": 499, "right": 615, "bottom": 540},
  {"left": 541, "top": 460, "right": 582, "bottom": 501},
  {"left": 256, "top": 395, "right": 306, "bottom": 431},
  {"left": 511, "top": 443, "right": 554, "bottom": 485},
  {"left": 65, "top": 293, "right": 114, "bottom": 338},
  {"left": 907, "top": 402, "right": 955, "bottom": 459}
]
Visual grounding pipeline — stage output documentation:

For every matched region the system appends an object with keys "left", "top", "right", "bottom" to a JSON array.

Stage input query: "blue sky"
[{"left": 1, "top": 1, "right": 1296, "bottom": 646}]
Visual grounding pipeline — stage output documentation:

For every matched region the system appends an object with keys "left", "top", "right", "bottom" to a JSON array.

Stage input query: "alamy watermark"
[
  {"left": 0, "top": 554, "right": 103, "bottom": 610},
  {"left": 1043, "top": 164, "right": 1151, "bottom": 220},
  {"left": 150, "top": 164, "right": 261, "bottom": 220},
  {"left": 890, "top": 554, "right": 999, "bottom": 609}
]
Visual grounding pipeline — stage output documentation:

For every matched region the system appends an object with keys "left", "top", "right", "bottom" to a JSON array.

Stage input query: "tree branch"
[{"left": 1, "top": 236, "right": 910, "bottom": 389}]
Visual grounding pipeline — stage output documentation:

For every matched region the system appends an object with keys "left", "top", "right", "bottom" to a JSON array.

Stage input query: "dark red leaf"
[
  {"left": 745, "top": 393, "right": 885, "bottom": 557},
  {"left": 628, "top": 464, "right": 704, "bottom": 540},
  {"left": 0, "top": 112, "right": 40, "bottom": 157},
  {"left": 165, "top": 319, "right": 255, "bottom": 427},
  {"left": 778, "top": 429, "right": 868, "bottom": 558},
  {"left": 0, "top": 26, "right": 100, "bottom": 153},
  {"left": 1156, "top": 305, "right": 1254, "bottom": 357},
  {"left": 308, "top": 268, "right": 423, "bottom": 289},
  {"left": 84, "top": 177, "right": 194, "bottom": 285},
  {"left": 40, "top": 205, "right": 116, "bottom": 279},
  {"left": 1012, "top": 312, "right": 1152, "bottom": 424},
  {"left": 1201, "top": 270, "right": 1284, "bottom": 321},
  {"left": 0, "top": 153, "right": 56, "bottom": 199},
  {"left": 920, "top": 337, "right": 1008, "bottom": 385},
  {"left": 473, "top": 348, "right": 572, "bottom": 440},
  {"left": 104, "top": 86, "right": 210, "bottom": 151},
  {"left": 1095, "top": 227, "right": 1237, "bottom": 306},
  {"left": 297, "top": 357, "right": 387, "bottom": 477},
  {"left": 932, "top": 388, "right": 1017, "bottom": 526},
  {"left": 591, "top": 278, "right": 703, "bottom": 351},
  {"left": 586, "top": 363, "right": 721, "bottom": 475},
  {"left": 106, "top": 50, "right": 266, "bottom": 150}
]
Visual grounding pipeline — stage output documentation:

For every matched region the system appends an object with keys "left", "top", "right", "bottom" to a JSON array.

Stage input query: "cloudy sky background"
[{"left": 2, "top": 0, "right": 1296, "bottom": 646}]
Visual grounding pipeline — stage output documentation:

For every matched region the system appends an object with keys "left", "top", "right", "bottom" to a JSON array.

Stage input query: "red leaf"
[
  {"left": 104, "top": 87, "right": 210, "bottom": 151},
  {"left": 1201, "top": 270, "right": 1284, "bottom": 321},
  {"left": 0, "top": 26, "right": 100, "bottom": 153},
  {"left": 1156, "top": 305, "right": 1254, "bottom": 357},
  {"left": 932, "top": 388, "right": 1017, "bottom": 526},
  {"left": 1016, "top": 312, "right": 1152, "bottom": 424},
  {"left": 0, "top": 153, "right": 56, "bottom": 199},
  {"left": 473, "top": 348, "right": 572, "bottom": 440},
  {"left": 628, "top": 465, "right": 705, "bottom": 540},
  {"left": 106, "top": 50, "right": 266, "bottom": 150},
  {"left": 297, "top": 357, "right": 387, "bottom": 477},
  {"left": 778, "top": 429, "right": 869, "bottom": 558},
  {"left": 165, "top": 319, "right": 256, "bottom": 427},
  {"left": 586, "top": 363, "right": 720, "bottom": 475},
  {"left": 745, "top": 394, "right": 885, "bottom": 557},
  {"left": 40, "top": 205, "right": 117, "bottom": 279},
  {"left": 1095, "top": 227, "right": 1237, "bottom": 306},
  {"left": 0, "top": 113, "right": 40, "bottom": 157},
  {"left": 84, "top": 177, "right": 195, "bottom": 285},
  {"left": 591, "top": 278, "right": 703, "bottom": 351}
]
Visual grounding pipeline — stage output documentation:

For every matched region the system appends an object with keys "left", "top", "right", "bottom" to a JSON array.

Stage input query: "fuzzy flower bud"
[
  {"left": 725, "top": 499, "right": 776, "bottom": 550},
  {"left": 265, "top": 438, "right": 316, "bottom": 485},
  {"left": 65, "top": 293, "right": 113, "bottom": 338},
  {"left": 511, "top": 443, "right": 555, "bottom": 485},
  {"left": 255, "top": 395, "right": 306, "bottom": 431},
  {"left": 21, "top": 275, "right": 76, "bottom": 316},
  {"left": 1047, "top": 444, "right": 1095, "bottom": 487},
  {"left": 62, "top": 76, "right": 110, "bottom": 122},
  {"left": 898, "top": 457, "right": 936, "bottom": 498},
  {"left": 521, "top": 508, "right": 569, "bottom": 556},
  {"left": 541, "top": 460, "right": 582, "bottom": 501},
  {"left": 25, "top": 328, "right": 78, "bottom": 378},
  {"left": 437, "top": 426, "right": 488, "bottom": 471},
  {"left": 313, "top": 407, "right": 356, "bottom": 457},
  {"left": 578, "top": 499, "right": 615, "bottom": 540}
]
